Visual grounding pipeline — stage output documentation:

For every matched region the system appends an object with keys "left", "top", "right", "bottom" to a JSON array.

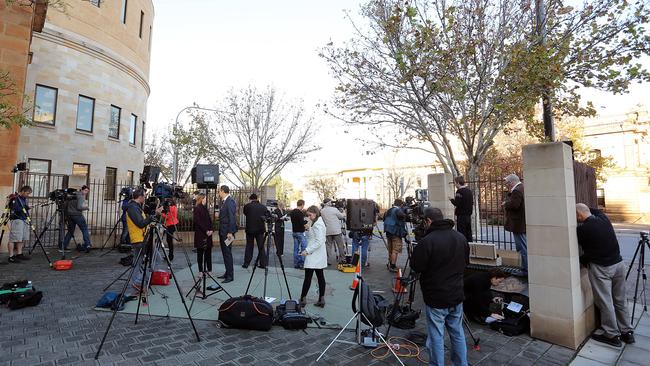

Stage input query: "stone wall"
[{"left": 0, "top": 2, "right": 34, "bottom": 198}]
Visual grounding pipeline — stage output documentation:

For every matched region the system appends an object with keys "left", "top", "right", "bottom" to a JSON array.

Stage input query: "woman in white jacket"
[{"left": 299, "top": 205, "right": 328, "bottom": 307}]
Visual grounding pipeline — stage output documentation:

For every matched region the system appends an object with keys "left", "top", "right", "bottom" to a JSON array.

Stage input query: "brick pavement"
[{"left": 0, "top": 235, "right": 577, "bottom": 366}]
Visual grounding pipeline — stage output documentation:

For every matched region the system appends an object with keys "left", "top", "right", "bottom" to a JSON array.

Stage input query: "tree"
[
  {"left": 207, "top": 86, "right": 320, "bottom": 190},
  {"left": 384, "top": 168, "right": 413, "bottom": 204},
  {"left": 268, "top": 175, "right": 300, "bottom": 207},
  {"left": 307, "top": 176, "right": 338, "bottom": 202},
  {"left": 144, "top": 133, "right": 172, "bottom": 180},
  {"left": 0, "top": 71, "right": 30, "bottom": 129},
  {"left": 322, "top": 0, "right": 650, "bottom": 182},
  {"left": 170, "top": 108, "right": 219, "bottom": 185}
]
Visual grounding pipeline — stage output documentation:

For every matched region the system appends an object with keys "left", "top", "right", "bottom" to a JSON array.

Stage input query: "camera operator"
[
  {"left": 350, "top": 227, "right": 372, "bottom": 267},
  {"left": 411, "top": 207, "right": 470, "bottom": 366},
  {"left": 161, "top": 198, "right": 178, "bottom": 261},
  {"left": 273, "top": 202, "right": 287, "bottom": 256},
  {"left": 126, "top": 189, "right": 163, "bottom": 295},
  {"left": 242, "top": 194, "right": 267, "bottom": 269},
  {"left": 321, "top": 198, "right": 346, "bottom": 266},
  {"left": 61, "top": 185, "right": 92, "bottom": 253},
  {"left": 7, "top": 185, "right": 32, "bottom": 263},
  {"left": 463, "top": 268, "right": 507, "bottom": 324},
  {"left": 449, "top": 176, "right": 473, "bottom": 242},
  {"left": 290, "top": 199, "right": 308, "bottom": 269},
  {"left": 383, "top": 199, "right": 407, "bottom": 273},
  {"left": 576, "top": 203, "right": 634, "bottom": 347}
]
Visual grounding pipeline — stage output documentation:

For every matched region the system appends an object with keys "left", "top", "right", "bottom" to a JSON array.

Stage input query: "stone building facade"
[
  {"left": 582, "top": 109, "right": 650, "bottom": 223},
  {"left": 17, "top": 0, "right": 154, "bottom": 190}
]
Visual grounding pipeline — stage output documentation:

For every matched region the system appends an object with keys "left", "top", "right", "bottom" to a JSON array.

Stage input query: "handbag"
[{"left": 218, "top": 295, "right": 274, "bottom": 331}]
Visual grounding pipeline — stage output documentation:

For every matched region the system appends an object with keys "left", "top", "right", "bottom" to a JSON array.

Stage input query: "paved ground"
[{"left": 0, "top": 231, "right": 579, "bottom": 366}]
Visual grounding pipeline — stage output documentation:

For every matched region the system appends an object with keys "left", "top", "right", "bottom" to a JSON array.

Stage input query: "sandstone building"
[{"left": 1, "top": 0, "right": 154, "bottom": 198}]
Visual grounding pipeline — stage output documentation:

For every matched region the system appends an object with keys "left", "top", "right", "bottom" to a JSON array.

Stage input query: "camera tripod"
[
  {"left": 99, "top": 202, "right": 128, "bottom": 255},
  {"left": 244, "top": 218, "right": 293, "bottom": 301},
  {"left": 185, "top": 238, "right": 232, "bottom": 312},
  {"left": 317, "top": 249, "right": 404, "bottom": 365},
  {"left": 625, "top": 231, "right": 650, "bottom": 325},
  {"left": 95, "top": 220, "right": 200, "bottom": 359}
]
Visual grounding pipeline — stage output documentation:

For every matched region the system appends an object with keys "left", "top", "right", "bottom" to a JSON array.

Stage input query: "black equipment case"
[{"left": 218, "top": 295, "right": 274, "bottom": 331}]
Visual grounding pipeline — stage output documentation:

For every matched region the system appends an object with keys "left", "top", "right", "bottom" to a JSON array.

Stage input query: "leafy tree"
[
  {"left": 0, "top": 72, "right": 30, "bottom": 129},
  {"left": 169, "top": 108, "right": 219, "bottom": 185},
  {"left": 307, "top": 176, "right": 338, "bottom": 202},
  {"left": 206, "top": 86, "right": 320, "bottom": 191},
  {"left": 144, "top": 133, "right": 172, "bottom": 180},
  {"left": 322, "top": 0, "right": 650, "bottom": 182}
]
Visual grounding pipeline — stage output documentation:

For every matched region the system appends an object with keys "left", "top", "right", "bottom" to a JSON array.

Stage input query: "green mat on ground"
[{"left": 95, "top": 262, "right": 363, "bottom": 329}]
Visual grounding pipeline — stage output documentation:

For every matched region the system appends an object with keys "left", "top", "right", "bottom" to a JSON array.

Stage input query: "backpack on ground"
[{"left": 352, "top": 282, "right": 388, "bottom": 327}]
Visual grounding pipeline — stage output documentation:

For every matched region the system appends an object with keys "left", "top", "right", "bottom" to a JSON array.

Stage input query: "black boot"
[{"left": 299, "top": 297, "right": 307, "bottom": 308}]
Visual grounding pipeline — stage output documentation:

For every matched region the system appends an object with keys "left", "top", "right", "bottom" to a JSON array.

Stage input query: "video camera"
[
  {"left": 263, "top": 199, "right": 280, "bottom": 224},
  {"left": 48, "top": 188, "right": 77, "bottom": 204},
  {"left": 403, "top": 195, "right": 431, "bottom": 241}
]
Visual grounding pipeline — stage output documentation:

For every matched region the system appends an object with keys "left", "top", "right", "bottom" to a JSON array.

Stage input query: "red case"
[
  {"left": 52, "top": 260, "right": 73, "bottom": 270},
  {"left": 151, "top": 271, "right": 170, "bottom": 286}
]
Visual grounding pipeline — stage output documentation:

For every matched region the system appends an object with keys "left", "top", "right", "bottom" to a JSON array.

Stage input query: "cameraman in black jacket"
[{"left": 411, "top": 207, "right": 469, "bottom": 366}]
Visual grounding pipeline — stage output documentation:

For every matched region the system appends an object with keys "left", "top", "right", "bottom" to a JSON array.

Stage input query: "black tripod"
[
  {"left": 99, "top": 209, "right": 127, "bottom": 256},
  {"left": 27, "top": 202, "right": 78, "bottom": 266},
  {"left": 186, "top": 239, "right": 231, "bottom": 311},
  {"left": 95, "top": 220, "right": 200, "bottom": 359},
  {"left": 244, "top": 218, "right": 293, "bottom": 301},
  {"left": 625, "top": 231, "right": 649, "bottom": 325}
]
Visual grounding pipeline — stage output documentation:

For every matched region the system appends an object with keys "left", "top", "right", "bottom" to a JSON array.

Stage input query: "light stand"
[
  {"left": 95, "top": 220, "right": 200, "bottom": 359},
  {"left": 316, "top": 249, "right": 404, "bottom": 365},
  {"left": 625, "top": 231, "right": 649, "bottom": 324}
]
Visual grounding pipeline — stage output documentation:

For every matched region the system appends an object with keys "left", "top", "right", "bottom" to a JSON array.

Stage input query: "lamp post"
[{"left": 172, "top": 105, "right": 229, "bottom": 183}]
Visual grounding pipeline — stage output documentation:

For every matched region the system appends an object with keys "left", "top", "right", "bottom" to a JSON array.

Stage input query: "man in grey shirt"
[
  {"left": 62, "top": 185, "right": 92, "bottom": 253},
  {"left": 321, "top": 198, "right": 346, "bottom": 265}
]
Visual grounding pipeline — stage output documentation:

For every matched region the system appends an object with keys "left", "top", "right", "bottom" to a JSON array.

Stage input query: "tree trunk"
[{"left": 468, "top": 162, "right": 481, "bottom": 242}]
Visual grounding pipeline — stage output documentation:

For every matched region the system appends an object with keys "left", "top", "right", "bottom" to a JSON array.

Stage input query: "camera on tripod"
[
  {"left": 48, "top": 188, "right": 77, "bottom": 205},
  {"left": 403, "top": 195, "right": 431, "bottom": 240},
  {"left": 641, "top": 231, "right": 649, "bottom": 240},
  {"left": 263, "top": 199, "right": 279, "bottom": 224}
]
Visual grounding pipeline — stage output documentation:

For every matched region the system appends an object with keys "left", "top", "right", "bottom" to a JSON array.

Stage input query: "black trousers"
[
  {"left": 456, "top": 215, "right": 473, "bottom": 243},
  {"left": 219, "top": 233, "right": 234, "bottom": 280},
  {"left": 196, "top": 245, "right": 212, "bottom": 272},
  {"left": 274, "top": 228, "right": 285, "bottom": 256},
  {"left": 165, "top": 225, "right": 176, "bottom": 256},
  {"left": 301, "top": 268, "right": 325, "bottom": 298},
  {"left": 244, "top": 232, "right": 266, "bottom": 267}
]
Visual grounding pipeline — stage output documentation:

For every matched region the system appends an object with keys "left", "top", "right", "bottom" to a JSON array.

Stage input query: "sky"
[{"left": 147, "top": 0, "right": 650, "bottom": 186}]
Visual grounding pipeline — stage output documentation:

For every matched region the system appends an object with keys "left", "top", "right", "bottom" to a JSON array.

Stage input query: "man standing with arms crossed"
[
  {"left": 503, "top": 174, "right": 527, "bottom": 277},
  {"left": 218, "top": 185, "right": 237, "bottom": 283}
]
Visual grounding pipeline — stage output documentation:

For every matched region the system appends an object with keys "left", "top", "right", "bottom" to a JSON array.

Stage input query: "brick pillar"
[
  {"left": 523, "top": 142, "right": 595, "bottom": 349},
  {"left": 427, "top": 173, "right": 455, "bottom": 219}
]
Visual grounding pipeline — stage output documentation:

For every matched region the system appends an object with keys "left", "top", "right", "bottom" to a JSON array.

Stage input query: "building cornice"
[{"left": 33, "top": 28, "right": 151, "bottom": 95}]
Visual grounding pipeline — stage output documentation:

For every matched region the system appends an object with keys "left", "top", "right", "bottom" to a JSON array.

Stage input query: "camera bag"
[
  {"left": 0, "top": 280, "right": 31, "bottom": 304},
  {"left": 386, "top": 304, "right": 420, "bottom": 329},
  {"left": 218, "top": 295, "right": 274, "bottom": 331},
  {"left": 489, "top": 313, "right": 530, "bottom": 336},
  {"left": 7, "top": 290, "right": 43, "bottom": 310},
  {"left": 352, "top": 282, "right": 388, "bottom": 327},
  {"left": 274, "top": 300, "right": 310, "bottom": 330}
]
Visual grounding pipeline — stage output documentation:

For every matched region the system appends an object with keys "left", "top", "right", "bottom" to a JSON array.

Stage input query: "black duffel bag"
[{"left": 218, "top": 295, "right": 274, "bottom": 331}]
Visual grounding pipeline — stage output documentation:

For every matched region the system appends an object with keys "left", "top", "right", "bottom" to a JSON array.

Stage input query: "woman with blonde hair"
[{"left": 299, "top": 205, "right": 327, "bottom": 307}]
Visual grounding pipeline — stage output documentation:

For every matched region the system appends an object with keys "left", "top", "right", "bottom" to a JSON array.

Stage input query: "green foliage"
[{"left": 0, "top": 71, "right": 31, "bottom": 129}]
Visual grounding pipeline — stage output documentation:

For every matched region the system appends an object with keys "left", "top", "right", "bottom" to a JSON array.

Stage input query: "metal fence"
[
  {"left": 466, "top": 161, "right": 596, "bottom": 251},
  {"left": 14, "top": 172, "right": 256, "bottom": 249},
  {"left": 467, "top": 175, "right": 519, "bottom": 250}
]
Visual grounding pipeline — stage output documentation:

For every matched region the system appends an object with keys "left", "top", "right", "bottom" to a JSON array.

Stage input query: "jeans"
[
  {"left": 351, "top": 234, "right": 369, "bottom": 266},
  {"left": 292, "top": 232, "right": 307, "bottom": 267},
  {"left": 62, "top": 215, "right": 91, "bottom": 249},
  {"left": 425, "top": 303, "right": 467, "bottom": 366},
  {"left": 513, "top": 233, "right": 528, "bottom": 272}
]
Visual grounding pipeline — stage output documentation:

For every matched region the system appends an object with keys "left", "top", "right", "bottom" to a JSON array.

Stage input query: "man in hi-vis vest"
[{"left": 126, "top": 189, "right": 163, "bottom": 295}]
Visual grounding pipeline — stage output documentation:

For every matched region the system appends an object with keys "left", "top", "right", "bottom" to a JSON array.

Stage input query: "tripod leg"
[
  {"left": 103, "top": 266, "right": 131, "bottom": 292},
  {"left": 360, "top": 313, "right": 406, "bottom": 366},
  {"left": 317, "top": 312, "right": 364, "bottom": 362},
  {"left": 95, "top": 242, "right": 144, "bottom": 359},
  {"left": 626, "top": 240, "right": 642, "bottom": 280},
  {"left": 631, "top": 245, "right": 644, "bottom": 324},
  {"left": 463, "top": 314, "right": 480, "bottom": 348},
  {"left": 30, "top": 228, "right": 53, "bottom": 266},
  {"left": 100, "top": 216, "right": 121, "bottom": 251}
]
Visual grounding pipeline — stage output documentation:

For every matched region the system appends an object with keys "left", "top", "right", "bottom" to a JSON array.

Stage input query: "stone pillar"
[
  {"left": 427, "top": 173, "right": 455, "bottom": 219},
  {"left": 260, "top": 185, "right": 276, "bottom": 203},
  {"left": 523, "top": 142, "right": 595, "bottom": 349}
]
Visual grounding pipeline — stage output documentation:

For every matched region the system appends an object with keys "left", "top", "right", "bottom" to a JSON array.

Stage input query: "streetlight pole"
[{"left": 172, "top": 105, "right": 229, "bottom": 184}]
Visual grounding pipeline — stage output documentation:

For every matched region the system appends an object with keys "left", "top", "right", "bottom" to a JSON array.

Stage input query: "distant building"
[
  {"left": 582, "top": 109, "right": 650, "bottom": 223},
  {"left": 1, "top": 0, "right": 154, "bottom": 198},
  {"left": 304, "top": 164, "right": 442, "bottom": 209}
]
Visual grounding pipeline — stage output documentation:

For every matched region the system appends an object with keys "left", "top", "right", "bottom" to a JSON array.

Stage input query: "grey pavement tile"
[
  {"left": 620, "top": 345, "right": 650, "bottom": 366},
  {"left": 625, "top": 333, "right": 650, "bottom": 351},
  {"left": 576, "top": 340, "right": 622, "bottom": 364},
  {"left": 617, "top": 360, "right": 645, "bottom": 366},
  {"left": 570, "top": 355, "right": 609, "bottom": 365}
]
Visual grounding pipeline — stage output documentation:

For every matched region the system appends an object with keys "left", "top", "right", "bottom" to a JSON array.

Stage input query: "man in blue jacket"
[{"left": 218, "top": 185, "right": 237, "bottom": 283}]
